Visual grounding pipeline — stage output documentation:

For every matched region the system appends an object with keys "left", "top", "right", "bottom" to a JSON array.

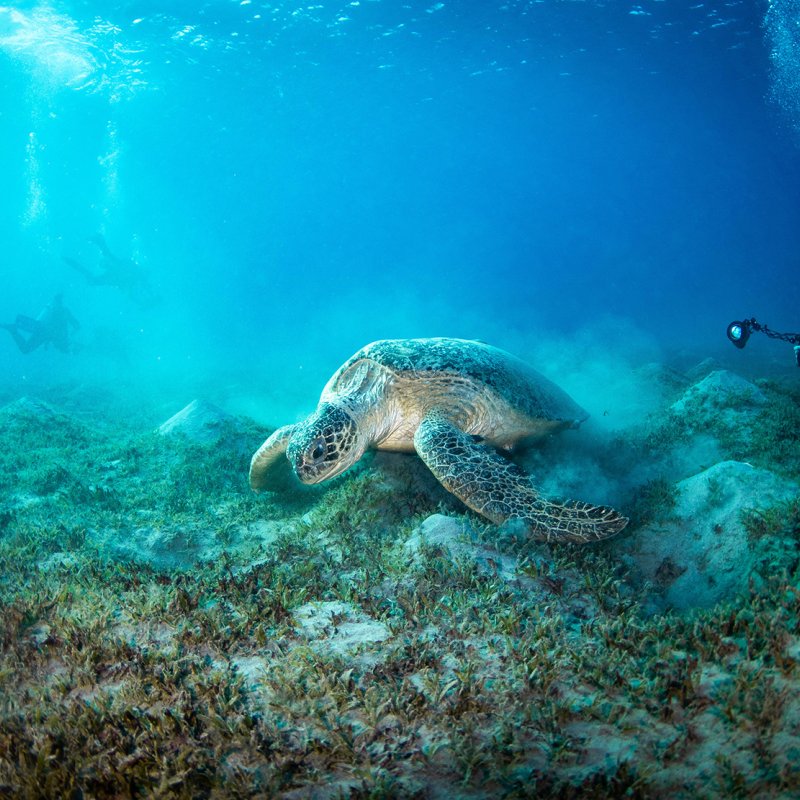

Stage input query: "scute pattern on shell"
[{"left": 333, "top": 337, "right": 588, "bottom": 427}]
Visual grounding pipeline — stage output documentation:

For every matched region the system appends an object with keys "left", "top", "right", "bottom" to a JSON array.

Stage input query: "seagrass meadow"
[
  {"left": 4, "top": 0, "right": 800, "bottom": 796},
  {"left": 0, "top": 367, "right": 799, "bottom": 800}
]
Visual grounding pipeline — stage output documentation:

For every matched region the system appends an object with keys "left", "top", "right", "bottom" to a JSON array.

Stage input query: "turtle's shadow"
[
  {"left": 372, "top": 450, "right": 463, "bottom": 515},
  {"left": 255, "top": 462, "right": 327, "bottom": 514}
]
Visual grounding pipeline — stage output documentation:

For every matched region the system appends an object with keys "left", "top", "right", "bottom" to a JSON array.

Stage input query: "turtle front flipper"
[
  {"left": 249, "top": 424, "right": 298, "bottom": 491},
  {"left": 413, "top": 412, "right": 628, "bottom": 543}
]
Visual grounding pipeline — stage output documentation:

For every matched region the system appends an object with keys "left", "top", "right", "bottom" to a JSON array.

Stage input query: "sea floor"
[{"left": 1, "top": 362, "right": 799, "bottom": 799}]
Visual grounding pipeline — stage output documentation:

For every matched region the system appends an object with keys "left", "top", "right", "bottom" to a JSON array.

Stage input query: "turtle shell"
[{"left": 326, "top": 337, "right": 588, "bottom": 428}]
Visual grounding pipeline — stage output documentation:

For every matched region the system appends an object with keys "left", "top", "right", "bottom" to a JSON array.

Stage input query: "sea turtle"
[{"left": 249, "top": 338, "right": 627, "bottom": 543}]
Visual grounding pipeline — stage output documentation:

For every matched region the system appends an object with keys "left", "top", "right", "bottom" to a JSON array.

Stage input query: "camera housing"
[{"left": 726, "top": 320, "right": 750, "bottom": 349}]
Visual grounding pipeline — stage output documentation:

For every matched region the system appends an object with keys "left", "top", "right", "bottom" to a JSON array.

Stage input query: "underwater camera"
[{"left": 726, "top": 317, "right": 800, "bottom": 366}]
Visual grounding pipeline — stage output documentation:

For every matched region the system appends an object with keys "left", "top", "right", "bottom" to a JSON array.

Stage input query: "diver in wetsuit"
[
  {"left": 63, "top": 234, "right": 158, "bottom": 308},
  {"left": 0, "top": 293, "right": 81, "bottom": 354}
]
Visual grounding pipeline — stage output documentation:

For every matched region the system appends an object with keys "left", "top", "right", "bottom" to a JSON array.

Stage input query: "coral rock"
[
  {"left": 292, "top": 600, "right": 391, "bottom": 655},
  {"left": 671, "top": 370, "right": 766, "bottom": 416},
  {"left": 405, "top": 513, "right": 529, "bottom": 583},
  {"left": 157, "top": 399, "right": 232, "bottom": 444},
  {"left": 625, "top": 460, "right": 798, "bottom": 611}
]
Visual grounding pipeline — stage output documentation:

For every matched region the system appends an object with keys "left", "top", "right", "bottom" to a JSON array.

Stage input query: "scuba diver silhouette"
[
  {"left": 0, "top": 293, "right": 80, "bottom": 354},
  {"left": 63, "top": 234, "right": 158, "bottom": 308}
]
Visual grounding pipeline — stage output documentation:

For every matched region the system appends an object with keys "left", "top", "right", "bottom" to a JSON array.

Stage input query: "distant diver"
[
  {"left": 63, "top": 234, "right": 158, "bottom": 308},
  {"left": 0, "top": 293, "right": 80, "bottom": 354}
]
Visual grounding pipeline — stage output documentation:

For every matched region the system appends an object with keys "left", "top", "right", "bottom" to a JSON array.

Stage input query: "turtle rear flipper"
[
  {"left": 249, "top": 424, "right": 297, "bottom": 491},
  {"left": 413, "top": 412, "right": 627, "bottom": 543}
]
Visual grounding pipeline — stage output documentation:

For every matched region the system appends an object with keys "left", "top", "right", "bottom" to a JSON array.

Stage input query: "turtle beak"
[
  {"left": 287, "top": 440, "right": 339, "bottom": 484},
  {"left": 292, "top": 453, "right": 321, "bottom": 483},
  {"left": 293, "top": 451, "right": 349, "bottom": 484}
]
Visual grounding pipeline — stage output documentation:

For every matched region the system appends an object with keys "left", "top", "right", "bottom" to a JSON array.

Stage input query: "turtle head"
[{"left": 287, "top": 403, "right": 366, "bottom": 483}]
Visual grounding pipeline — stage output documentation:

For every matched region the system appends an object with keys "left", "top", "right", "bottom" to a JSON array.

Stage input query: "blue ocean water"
[{"left": 1, "top": 0, "right": 799, "bottom": 414}]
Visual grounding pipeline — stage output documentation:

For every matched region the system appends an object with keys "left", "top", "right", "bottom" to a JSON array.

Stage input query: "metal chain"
[{"left": 746, "top": 318, "right": 800, "bottom": 345}]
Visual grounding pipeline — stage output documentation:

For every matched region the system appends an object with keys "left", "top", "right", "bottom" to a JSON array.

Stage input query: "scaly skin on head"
[
  {"left": 248, "top": 402, "right": 371, "bottom": 490},
  {"left": 248, "top": 365, "right": 392, "bottom": 492},
  {"left": 286, "top": 403, "right": 369, "bottom": 484}
]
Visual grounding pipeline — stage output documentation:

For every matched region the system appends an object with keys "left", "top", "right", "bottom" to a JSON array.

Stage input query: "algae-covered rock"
[
  {"left": 404, "top": 513, "right": 533, "bottom": 584},
  {"left": 671, "top": 370, "right": 766, "bottom": 417},
  {"left": 292, "top": 600, "right": 391, "bottom": 656},
  {"left": 624, "top": 460, "right": 798, "bottom": 611},
  {"left": 157, "top": 399, "right": 232, "bottom": 444},
  {"left": 0, "top": 396, "right": 58, "bottom": 419},
  {"left": 404, "top": 514, "right": 607, "bottom": 623}
]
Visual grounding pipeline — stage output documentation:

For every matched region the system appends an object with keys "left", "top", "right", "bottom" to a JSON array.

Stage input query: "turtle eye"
[{"left": 309, "top": 438, "right": 326, "bottom": 462}]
